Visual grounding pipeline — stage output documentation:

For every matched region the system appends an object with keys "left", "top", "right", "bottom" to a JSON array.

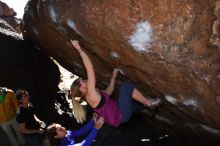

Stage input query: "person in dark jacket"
[{"left": 16, "top": 89, "right": 46, "bottom": 146}]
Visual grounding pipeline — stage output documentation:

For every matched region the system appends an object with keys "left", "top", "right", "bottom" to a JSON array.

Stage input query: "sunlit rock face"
[{"left": 23, "top": 0, "right": 220, "bottom": 145}]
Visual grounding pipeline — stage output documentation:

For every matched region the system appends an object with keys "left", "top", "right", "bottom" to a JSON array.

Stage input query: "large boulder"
[{"left": 22, "top": 0, "right": 220, "bottom": 145}]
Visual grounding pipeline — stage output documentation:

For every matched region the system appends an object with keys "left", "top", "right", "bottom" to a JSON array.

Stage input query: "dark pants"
[
  {"left": 118, "top": 82, "right": 144, "bottom": 123},
  {"left": 23, "top": 133, "right": 43, "bottom": 146}
]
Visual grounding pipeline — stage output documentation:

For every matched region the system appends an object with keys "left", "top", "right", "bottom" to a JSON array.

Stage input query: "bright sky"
[{"left": 1, "top": 0, "right": 29, "bottom": 18}]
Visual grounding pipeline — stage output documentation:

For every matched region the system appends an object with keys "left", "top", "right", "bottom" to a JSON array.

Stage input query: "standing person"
[
  {"left": 16, "top": 89, "right": 46, "bottom": 146},
  {"left": 70, "top": 40, "right": 162, "bottom": 127},
  {"left": 0, "top": 87, "right": 25, "bottom": 146},
  {"left": 44, "top": 114, "right": 104, "bottom": 146}
]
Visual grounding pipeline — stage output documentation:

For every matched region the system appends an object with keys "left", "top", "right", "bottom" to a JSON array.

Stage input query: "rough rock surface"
[
  {"left": 22, "top": 0, "right": 220, "bottom": 145},
  {"left": 0, "top": 1, "right": 21, "bottom": 33},
  {"left": 0, "top": 1, "right": 16, "bottom": 17}
]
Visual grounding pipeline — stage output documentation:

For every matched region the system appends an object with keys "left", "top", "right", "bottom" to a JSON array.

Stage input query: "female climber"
[
  {"left": 43, "top": 113, "right": 104, "bottom": 146},
  {"left": 70, "top": 40, "right": 162, "bottom": 127}
]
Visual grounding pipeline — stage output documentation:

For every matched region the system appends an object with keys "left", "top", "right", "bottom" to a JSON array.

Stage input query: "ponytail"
[
  {"left": 71, "top": 96, "right": 86, "bottom": 123},
  {"left": 70, "top": 79, "right": 86, "bottom": 124}
]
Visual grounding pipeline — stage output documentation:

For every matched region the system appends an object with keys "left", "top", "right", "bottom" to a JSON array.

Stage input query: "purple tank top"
[{"left": 94, "top": 92, "right": 122, "bottom": 127}]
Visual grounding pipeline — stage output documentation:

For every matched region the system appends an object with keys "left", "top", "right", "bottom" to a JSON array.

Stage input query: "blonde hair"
[{"left": 70, "top": 79, "right": 86, "bottom": 124}]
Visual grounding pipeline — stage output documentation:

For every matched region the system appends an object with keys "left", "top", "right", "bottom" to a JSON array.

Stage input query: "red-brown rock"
[{"left": 22, "top": 0, "right": 220, "bottom": 145}]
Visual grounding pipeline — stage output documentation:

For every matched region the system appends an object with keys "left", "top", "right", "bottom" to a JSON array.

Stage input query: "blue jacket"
[{"left": 61, "top": 120, "right": 97, "bottom": 146}]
